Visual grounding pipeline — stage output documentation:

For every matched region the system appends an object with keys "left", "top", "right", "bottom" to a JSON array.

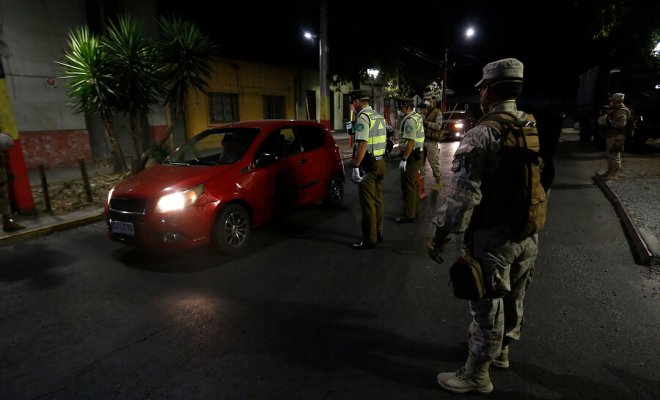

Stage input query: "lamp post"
[
  {"left": 366, "top": 68, "right": 380, "bottom": 110},
  {"left": 302, "top": 0, "right": 330, "bottom": 129},
  {"left": 441, "top": 27, "right": 475, "bottom": 113}
]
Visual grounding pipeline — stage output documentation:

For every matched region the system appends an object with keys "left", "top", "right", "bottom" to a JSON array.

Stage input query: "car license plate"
[{"left": 112, "top": 221, "right": 135, "bottom": 236}]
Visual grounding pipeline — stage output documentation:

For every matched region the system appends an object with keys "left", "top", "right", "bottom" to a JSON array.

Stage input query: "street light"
[
  {"left": 441, "top": 27, "right": 475, "bottom": 112},
  {"left": 302, "top": 1, "right": 330, "bottom": 129},
  {"left": 367, "top": 68, "right": 380, "bottom": 109}
]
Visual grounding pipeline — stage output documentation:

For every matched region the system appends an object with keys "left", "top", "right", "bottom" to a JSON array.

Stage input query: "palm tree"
[
  {"left": 135, "top": 16, "right": 217, "bottom": 171},
  {"left": 103, "top": 15, "right": 164, "bottom": 164},
  {"left": 57, "top": 26, "right": 128, "bottom": 172}
]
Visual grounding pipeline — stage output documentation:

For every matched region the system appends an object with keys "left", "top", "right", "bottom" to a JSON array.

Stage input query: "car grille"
[{"left": 109, "top": 198, "right": 147, "bottom": 223}]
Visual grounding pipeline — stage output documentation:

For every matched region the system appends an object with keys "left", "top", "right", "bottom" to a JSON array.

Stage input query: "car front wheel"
[
  {"left": 214, "top": 204, "right": 251, "bottom": 254},
  {"left": 323, "top": 173, "right": 344, "bottom": 206}
]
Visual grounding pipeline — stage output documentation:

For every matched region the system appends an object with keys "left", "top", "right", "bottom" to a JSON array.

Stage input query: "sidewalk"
[{"left": 2, "top": 130, "right": 659, "bottom": 267}]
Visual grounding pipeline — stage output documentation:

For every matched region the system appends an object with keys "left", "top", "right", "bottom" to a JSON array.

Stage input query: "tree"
[
  {"left": 103, "top": 16, "right": 164, "bottom": 164},
  {"left": 135, "top": 16, "right": 217, "bottom": 172},
  {"left": 58, "top": 26, "right": 128, "bottom": 172}
]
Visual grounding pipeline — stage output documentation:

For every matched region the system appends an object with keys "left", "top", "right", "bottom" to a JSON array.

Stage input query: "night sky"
[{"left": 155, "top": 0, "right": 633, "bottom": 101}]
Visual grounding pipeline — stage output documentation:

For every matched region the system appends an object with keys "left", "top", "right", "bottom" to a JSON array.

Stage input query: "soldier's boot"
[
  {"left": 2, "top": 214, "right": 25, "bottom": 232},
  {"left": 492, "top": 346, "right": 509, "bottom": 369},
  {"left": 431, "top": 179, "right": 444, "bottom": 191},
  {"left": 437, "top": 352, "right": 493, "bottom": 394}
]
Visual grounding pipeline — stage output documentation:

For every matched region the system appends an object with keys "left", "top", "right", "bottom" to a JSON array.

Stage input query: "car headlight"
[
  {"left": 454, "top": 122, "right": 464, "bottom": 129},
  {"left": 156, "top": 184, "right": 204, "bottom": 213},
  {"left": 107, "top": 187, "right": 115, "bottom": 206}
]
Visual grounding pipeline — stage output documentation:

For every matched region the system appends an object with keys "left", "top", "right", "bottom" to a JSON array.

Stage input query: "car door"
[{"left": 292, "top": 124, "right": 328, "bottom": 205}]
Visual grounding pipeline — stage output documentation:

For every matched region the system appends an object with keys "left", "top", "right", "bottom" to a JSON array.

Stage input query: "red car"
[{"left": 105, "top": 120, "right": 345, "bottom": 253}]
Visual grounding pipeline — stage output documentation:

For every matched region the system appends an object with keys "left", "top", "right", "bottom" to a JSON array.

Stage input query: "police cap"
[
  {"left": 395, "top": 96, "right": 414, "bottom": 108},
  {"left": 349, "top": 90, "right": 371, "bottom": 102}
]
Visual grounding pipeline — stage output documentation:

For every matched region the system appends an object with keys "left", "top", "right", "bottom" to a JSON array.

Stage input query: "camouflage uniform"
[
  {"left": 422, "top": 103, "right": 443, "bottom": 188},
  {"left": 0, "top": 151, "right": 10, "bottom": 215},
  {"left": 433, "top": 100, "right": 539, "bottom": 362},
  {"left": 597, "top": 97, "right": 631, "bottom": 178}
]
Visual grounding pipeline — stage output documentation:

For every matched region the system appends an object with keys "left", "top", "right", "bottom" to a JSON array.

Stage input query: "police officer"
[
  {"left": 422, "top": 95, "right": 444, "bottom": 191},
  {"left": 427, "top": 58, "right": 545, "bottom": 394},
  {"left": 0, "top": 132, "right": 25, "bottom": 232},
  {"left": 395, "top": 97, "right": 424, "bottom": 223},
  {"left": 350, "top": 90, "right": 387, "bottom": 249},
  {"left": 597, "top": 92, "right": 631, "bottom": 181}
]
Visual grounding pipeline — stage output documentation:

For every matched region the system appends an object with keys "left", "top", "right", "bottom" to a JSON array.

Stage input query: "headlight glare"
[{"left": 156, "top": 184, "right": 204, "bottom": 213}]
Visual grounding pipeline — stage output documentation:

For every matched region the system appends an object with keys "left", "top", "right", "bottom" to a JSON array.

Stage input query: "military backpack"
[{"left": 475, "top": 111, "right": 548, "bottom": 240}]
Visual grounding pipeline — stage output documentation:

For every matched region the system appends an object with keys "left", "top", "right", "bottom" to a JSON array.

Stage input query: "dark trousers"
[
  {"left": 400, "top": 156, "right": 422, "bottom": 219},
  {"left": 358, "top": 159, "right": 385, "bottom": 243}
]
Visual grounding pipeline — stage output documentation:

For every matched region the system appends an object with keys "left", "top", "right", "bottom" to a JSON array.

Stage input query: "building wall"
[{"left": 184, "top": 58, "right": 296, "bottom": 138}]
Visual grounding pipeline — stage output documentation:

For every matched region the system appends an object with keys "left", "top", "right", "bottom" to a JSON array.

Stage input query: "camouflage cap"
[
  {"left": 610, "top": 93, "right": 625, "bottom": 101},
  {"left": 475, "top": 58, "right": 524, "bottom": 87}
]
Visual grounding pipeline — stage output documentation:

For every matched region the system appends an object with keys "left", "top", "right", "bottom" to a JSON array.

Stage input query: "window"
[
  {"left": 209, "top": 93, "right": 239, "bottom": 123},
  {"left": 296, "top": 125, "right": 325, "bottom": 151},
  {"left": 263, "top": 95, "right": 285, "bottom": 119}
]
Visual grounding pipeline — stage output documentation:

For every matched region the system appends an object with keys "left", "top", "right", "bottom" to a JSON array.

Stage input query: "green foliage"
[
  {"left": 104, "top": 16, "right": 164, "bottom": 115},
  {"left": 57, "top": 26, "right": 117, "bottom": 115},
  {"left": 159, "top": 16, "right": 217, "bottom": 120}
]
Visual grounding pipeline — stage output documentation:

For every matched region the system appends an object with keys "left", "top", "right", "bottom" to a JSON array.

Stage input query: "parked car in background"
[
  {"left": 441, "top": 110, "right": 476, "bottom": 141},
  {"left": 105, "top": 120, "right": 345, "bottom": 253}
]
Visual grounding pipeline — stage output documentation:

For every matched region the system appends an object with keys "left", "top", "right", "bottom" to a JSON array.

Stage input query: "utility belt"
[
  {"left": 362, "top": 152, "right": 383, "bottom": 172},
  {"left": 412, "top": 147, "right": 423, "bottom": 161}
]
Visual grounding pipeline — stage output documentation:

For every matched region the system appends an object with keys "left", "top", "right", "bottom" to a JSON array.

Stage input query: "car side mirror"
[{"left": 255, "top": 152, "right": 278, "bottom": 168}]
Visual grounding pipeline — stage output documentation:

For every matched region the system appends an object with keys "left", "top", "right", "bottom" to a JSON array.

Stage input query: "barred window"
[
  {"left": 263, "top": 95, "right": 285, "bottom": 119},
  {"left": 209, "top": 93, "right": 239, "bottom": 123}
]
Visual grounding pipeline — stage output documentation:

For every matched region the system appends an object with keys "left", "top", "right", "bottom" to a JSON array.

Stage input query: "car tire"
[
  {"left": 214, "top": 204, "right": 251, "bottom": 254},
  {"left": 323, "top": 173, "right": 344, "bottom": 206}
]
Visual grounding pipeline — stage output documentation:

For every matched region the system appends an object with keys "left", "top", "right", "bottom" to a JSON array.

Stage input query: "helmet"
[{"left": 0, "top": 133, "right": 13, "bottom": 152}]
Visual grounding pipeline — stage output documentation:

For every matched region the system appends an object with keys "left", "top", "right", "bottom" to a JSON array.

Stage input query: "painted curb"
[{"left": 0, "top": 213, "right": 104, "bottom": 246}]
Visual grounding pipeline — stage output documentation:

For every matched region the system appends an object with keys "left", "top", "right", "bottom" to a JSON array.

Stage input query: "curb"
[
  {"left": 0, "top": 213, "right": 104, "bottom": 246},
  {"left": 592, "top": 173, "right": 656, "bottom": 266}
]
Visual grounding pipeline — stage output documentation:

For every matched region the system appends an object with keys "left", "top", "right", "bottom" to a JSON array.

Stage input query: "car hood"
[{"left": 111, "top": 164, "right": 236, "bottom": 199}]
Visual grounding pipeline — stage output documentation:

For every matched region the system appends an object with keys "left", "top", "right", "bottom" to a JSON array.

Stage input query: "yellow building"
[{"left": 184, "top": 58, "right": 296, "bottom": 138}]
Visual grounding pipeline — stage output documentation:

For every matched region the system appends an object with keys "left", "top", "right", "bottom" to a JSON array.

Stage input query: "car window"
[
  {"left": 167, "top": 128, "right": 259, "bottom": 165},
  {"left": 296, "top": 125, "right": 326, "bottom": 152},
  {"left": 277, "top": 128, "right": 302, "bottom": 157}
]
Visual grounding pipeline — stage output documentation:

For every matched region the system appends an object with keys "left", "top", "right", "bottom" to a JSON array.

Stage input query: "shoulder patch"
[
  {"left": 405, "top": 125, "right": 413, "bottom": 134},
  {"left": 356, "top": 123, "right": 365, "bottom": 131}
]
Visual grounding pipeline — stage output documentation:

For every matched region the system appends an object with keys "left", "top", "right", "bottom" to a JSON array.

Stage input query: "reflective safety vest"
[
  {"left": 399, "top": 112, "right": 425, "bottom": 149},
  {"left": 357, "top": 108, "right": 387, "bottom": 156}
]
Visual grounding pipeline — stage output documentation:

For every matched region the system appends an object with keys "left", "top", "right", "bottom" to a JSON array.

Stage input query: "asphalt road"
[{"left": 1, "top": 141, "right": 658, "bottom": 399}]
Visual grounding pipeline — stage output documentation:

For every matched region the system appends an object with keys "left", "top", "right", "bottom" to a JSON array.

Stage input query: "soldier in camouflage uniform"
[
  {"left": 596, "top": 92, "right": 631, "bottom": 181},
  {"left": 427, "top": 58, "right": 544, "bottom": 394},
  {"left": 0, "top": 132, "right": 25, "bottom": 232}
]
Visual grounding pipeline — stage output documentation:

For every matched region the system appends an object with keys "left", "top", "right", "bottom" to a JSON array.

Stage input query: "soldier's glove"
[
  {"left": 427, "top": 225, "right": 451, "bottom": 264},
  {"left": 351, "top": 167, "right": 364, "bottom": 184},
  {"left": 399, "top": 159, "right": 407, "bottom": 171}
]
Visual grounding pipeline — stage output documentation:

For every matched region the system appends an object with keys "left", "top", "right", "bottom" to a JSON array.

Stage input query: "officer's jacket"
[
  {"left": 436, "top": 100, "right": 527, "bottom": 233},
  {"left": 354, "top": 106, "right": 387, "bottom": 156},
  {"left": 399, "top": 112, "right": 425, "bottom": 149}
]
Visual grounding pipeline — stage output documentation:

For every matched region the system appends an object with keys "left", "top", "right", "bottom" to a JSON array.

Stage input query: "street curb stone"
[{"left": 592, "top": 174, "right": 657, "bottom": 266}]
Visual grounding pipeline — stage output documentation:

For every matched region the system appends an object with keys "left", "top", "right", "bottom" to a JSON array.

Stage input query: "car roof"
[{"left": 218, "top": 119, "right": 328, "bottom": 130}]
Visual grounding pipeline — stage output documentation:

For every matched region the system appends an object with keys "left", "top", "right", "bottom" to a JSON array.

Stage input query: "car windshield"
[
  {"left": 165, "top": 128, "right": 260, "bottom": 166},
  {"left": 443, "top": 111, "right": 466, "bottom": 120}
]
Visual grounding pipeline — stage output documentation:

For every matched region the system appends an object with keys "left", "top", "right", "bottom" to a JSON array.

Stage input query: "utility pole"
[
  {"left": 319, "top": 0, "right": 330, "bottom": 130},
  {"left": 441, "top": 47, "right": 448, "bottom": 113}
]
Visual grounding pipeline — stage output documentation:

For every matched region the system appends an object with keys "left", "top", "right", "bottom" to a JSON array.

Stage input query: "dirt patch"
[{"left": 31, "top": 172, "right": 127, "bottom": 215}]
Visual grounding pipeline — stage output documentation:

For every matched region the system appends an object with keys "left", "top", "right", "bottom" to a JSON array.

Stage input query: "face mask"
[{"left": 397, "top": 110, "right": 404, "bottom": 118}]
